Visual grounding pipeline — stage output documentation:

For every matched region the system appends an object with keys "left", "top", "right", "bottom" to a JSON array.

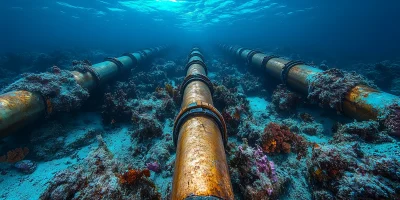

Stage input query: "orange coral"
[
  {"left": 282, "top": 142, "right": 291, "bottom": 153},
  {"left": 118, "top": 169, "right": 150, "bottom": 185},
  {"left": 0, "top": 147, "right": 29, "bottom": 163},
  {"left": 233, "top": 108, "right": 241, "bottom": 120},
  {"left": 261, "top": 123, "right": 308, "bottom": 160}
]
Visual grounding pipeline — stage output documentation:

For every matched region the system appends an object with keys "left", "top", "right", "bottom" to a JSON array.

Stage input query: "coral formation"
[
  {"left": 383, "top": 104, "right": 400, "bottom": 136},
  {"left": 308, "top": 143, "right": 400, "bottom": 199},
  {"left": 228, "top": 142, "right": 284, "bottom": 199},
  {"left": 333, "top": 121, "right": 393, "bottom": 143},
  {"left": 118, "top": 168, "right": 151, "bottom": 185},
  {"left": 40, "top": 135, "right": 161, "bottom": 200},
  {"left": 260, "top": 123, "right": 308, "bottom": 160},
  {"left": 271, "top": 84, "right": 302, "bottom": 113},
  {"left": 308, "top": 68, "right": 376, "bottom": 111},
  {"left": 2, "top": 50, "right": 400, "bottom": 200},
  {"left": 131, "top": 113, "right": 163, "bottom": 142},
  {"left": 213, "top": 84, "right": 250, "bottom": 135},
  {"left": 2, "top": 68, "right": 89, "bottom": 113},
  {"left": 0, "top": 147, "right": 29, "bottom": 163},
  {"left": 102, "top": 89, "right": 132, "bottom": 124}
]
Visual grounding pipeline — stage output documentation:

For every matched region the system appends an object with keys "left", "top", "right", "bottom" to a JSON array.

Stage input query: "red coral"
[
  {"left": 261, "top": 123, "right": 308, "bottom": 160},
  {"left": 0, "top": 147, "right": 29, "bottom": 163},
  {"left": 118, "top": 169, "right": 150, "bottom": 185}
]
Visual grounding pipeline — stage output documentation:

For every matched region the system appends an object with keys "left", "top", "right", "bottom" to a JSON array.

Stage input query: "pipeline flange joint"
[
  {"left": 138, "top": 50, "right": 147, "bottom": 59},
  {"left": 281, "top": 60, "right": 305, "bottom": 85},
  {"left": 184, "top": 60, "right": 208, "bottom": 75},
  {"left": 187, "top": 52, "right": 205, "bottom": 62},
  {"left": 237, "top": 48, "right": 246, "bottom": 56},
  {"left": 104, "top": 57, "right": 124, "bottom": 73},
  {"left": 179, "top": 74, "right": 214, "bottom": 97},
  {"left": 262, "top": 55, "right": 280, "bottom": 67},
  {"left": 192, "top": 47, "right": 201, "bottom": 51},
  {"left": 246, "top": 50, "right": 262, "bottom": 64},
  {"left": 173, "top": 101, "right": 228, "bottom": 147},
  {"left": 122, "top": 53, "right": 138, "bottom": 65},
  {"left": 76, "top": 65, "right": 102, "bottom": 87}
]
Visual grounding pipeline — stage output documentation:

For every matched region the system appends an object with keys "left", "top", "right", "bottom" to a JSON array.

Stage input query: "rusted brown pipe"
[
  {"left": 172, "top": 48, "right": 234, "bottom": 199},
  {"left": 0, "top": 45, "right": 169, "bottom": 137},
  {"left": 218, "top": 44, "right": 400, "bottom": 131}
]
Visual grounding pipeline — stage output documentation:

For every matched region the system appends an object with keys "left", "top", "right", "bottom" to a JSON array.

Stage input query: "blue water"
[
  {"left": 2, "top": 0, "right": 399, "bottom": 62},
  {"left": 1, "top": 1, "right": 400, "bottom": 200}
]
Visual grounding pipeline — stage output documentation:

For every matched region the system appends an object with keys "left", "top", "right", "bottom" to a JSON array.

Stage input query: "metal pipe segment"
[
  {"left": 172, "top": 48, "right": 233, "bottom": 199},
  {"left": 218, "top": 44, "right": 400, "bottom": 126},
  {"left": 0, "top": 45, "right": 169, "bottom": 138}
]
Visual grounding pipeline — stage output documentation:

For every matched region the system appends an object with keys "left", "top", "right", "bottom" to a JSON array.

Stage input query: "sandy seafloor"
[{"left": 0, "top": 52, "right": 399, "bottom": 200}]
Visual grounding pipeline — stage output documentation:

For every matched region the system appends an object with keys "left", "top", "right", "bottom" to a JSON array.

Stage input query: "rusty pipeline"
[
  {"left": 218, "top": 44, "right": 400, "bottom": 133},
  {"left": 172, "top": 48, "right": 234, "bottom": 199},
  {"left": 0, "top": 45, "right": 169, "bottom": 137}
]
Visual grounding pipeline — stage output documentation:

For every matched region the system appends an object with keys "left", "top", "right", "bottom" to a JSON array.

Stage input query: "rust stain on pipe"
[
  {"left": 173, "top": 116, "right": 233, "bottom": 199},
  {"left": 0, "top": 91, "right": 45, "bottom": 138},
  {"left": 172, "top": 48, "right": 233, "bottom": 199},
  {"left": 71, "top": 71, "right": 96, "bottom": 91}
]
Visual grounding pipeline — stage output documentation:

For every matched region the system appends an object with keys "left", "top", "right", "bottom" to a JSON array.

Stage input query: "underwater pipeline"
[
  {"left": 172, "top": 48, "right": 234, "bottom": 199},
  {"left": 0, "top": 46, "right": 169, "bottom": 138},
  {"left": 218, "top": 44, "right": 400, "bottom": 136}
]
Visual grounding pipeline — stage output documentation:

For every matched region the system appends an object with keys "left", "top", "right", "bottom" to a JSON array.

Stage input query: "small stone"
[{"left": 14, "top": 160, "right": 37, "bottom": 174}]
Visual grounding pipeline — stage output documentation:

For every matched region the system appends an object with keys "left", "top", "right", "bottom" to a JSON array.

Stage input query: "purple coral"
[
  {"left": 254, "top": 146, "right": 278, "bottom": 183},
  {"left": 146, "top": 161, "right": 161, "bottom": 173}
]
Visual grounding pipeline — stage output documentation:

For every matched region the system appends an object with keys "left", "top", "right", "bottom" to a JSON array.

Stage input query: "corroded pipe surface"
[
  {"left": 0, "top": 45, "right": 168, "bottom": 137},
  {"left": 218, "top": 44, "right": 400, "bottom": 123},
  {"left": 0, "top": 91, "right": 45, "bottom": 138},
  {"left": 172, "top": 48, "right": 233, "bottom": 199}
]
